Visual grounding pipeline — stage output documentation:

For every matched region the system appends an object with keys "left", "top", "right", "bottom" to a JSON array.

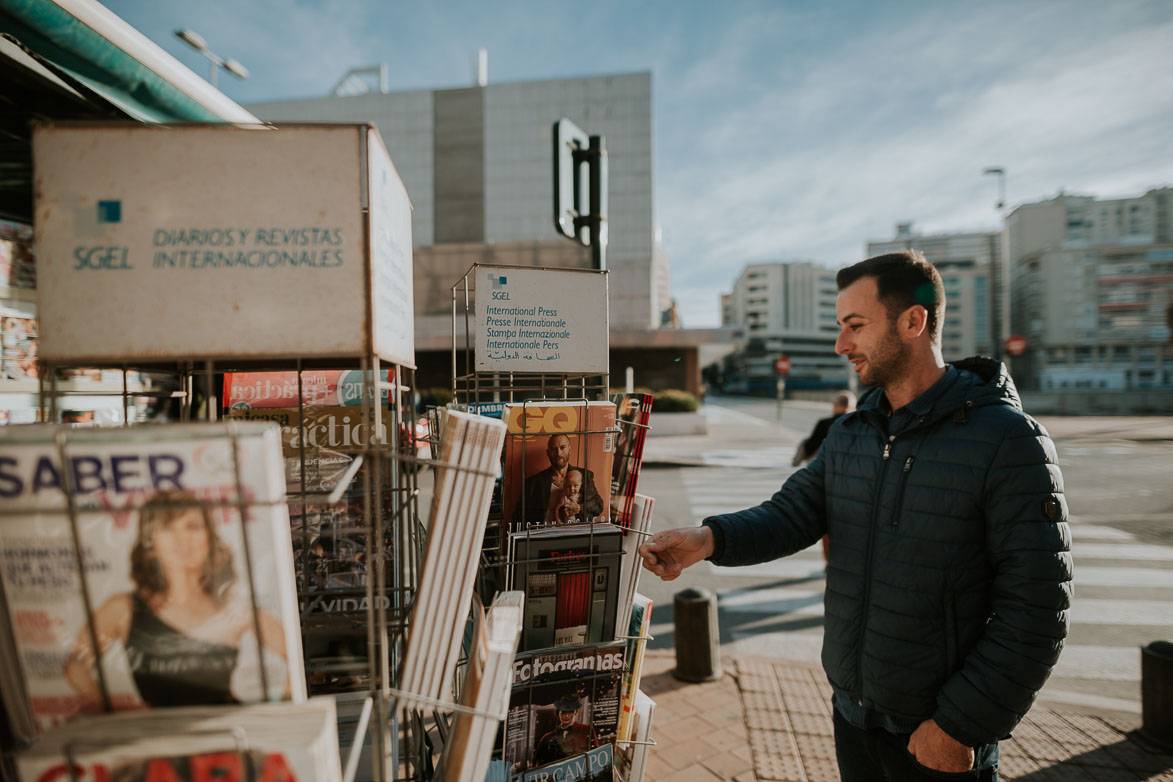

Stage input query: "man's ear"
[{"left": 900, "top": 305, "right": 928, "bottom": 340}]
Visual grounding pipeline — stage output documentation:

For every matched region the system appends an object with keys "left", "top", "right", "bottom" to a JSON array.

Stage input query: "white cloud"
[{"left": 658, "top": 4, "right": 1173, "bottom": 326}]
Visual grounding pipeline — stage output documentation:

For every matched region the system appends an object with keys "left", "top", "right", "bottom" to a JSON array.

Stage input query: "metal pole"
[{"left": 588, "top": 135, "right": 606, "bottom": 271}]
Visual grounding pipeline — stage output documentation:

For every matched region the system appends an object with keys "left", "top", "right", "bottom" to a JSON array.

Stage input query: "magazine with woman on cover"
[{"left": 0, "top": 423, "right": 305, "bottom": 733}]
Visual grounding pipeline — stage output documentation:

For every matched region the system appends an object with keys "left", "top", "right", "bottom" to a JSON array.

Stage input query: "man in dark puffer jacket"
[{"left": 639, "top": 251, "right": 1072, "bottom": 781}]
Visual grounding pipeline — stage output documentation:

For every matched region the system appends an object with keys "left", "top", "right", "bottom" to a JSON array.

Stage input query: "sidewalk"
[{"left": 640, "top": 651, "right": 1173, "bottom": 782}]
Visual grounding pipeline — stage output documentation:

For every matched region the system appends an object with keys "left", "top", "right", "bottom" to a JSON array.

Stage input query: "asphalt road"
[{"left": 635, "top": 395, "right": 1173, "bottom": 720}]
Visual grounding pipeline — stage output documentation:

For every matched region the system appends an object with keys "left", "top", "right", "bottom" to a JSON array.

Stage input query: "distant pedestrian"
[
  {"left": 792, "top": 391, "right": 856, "bottom": 567},
  {"left": 792, "top": 391, "right": 856, "bottom": 466},
  {"left": 639, "top": 250, "right": 1072, "bottom": 780}
]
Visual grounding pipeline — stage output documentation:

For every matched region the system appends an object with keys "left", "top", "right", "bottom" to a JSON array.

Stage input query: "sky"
[{"left": 105, "top": 0, "right": 1173, "bottom": 328}]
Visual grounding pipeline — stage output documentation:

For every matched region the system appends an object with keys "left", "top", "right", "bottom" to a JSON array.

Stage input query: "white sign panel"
[
  {"left": 32, "top": 124, "right": 410, "bottom": 363},
  {"left": 368, "top": 130, "right": 415, "bottom": 367},
  {"left": 474, "top": 267, "right": 608, "bottom": 373}
]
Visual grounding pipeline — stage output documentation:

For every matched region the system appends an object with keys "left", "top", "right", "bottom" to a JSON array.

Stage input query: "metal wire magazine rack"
[
  {"left": 26, "top": 357, "right": 430, "bottom": 782},
  {"left": 440, "top": 264, "right": 656, "bottom": 781}
]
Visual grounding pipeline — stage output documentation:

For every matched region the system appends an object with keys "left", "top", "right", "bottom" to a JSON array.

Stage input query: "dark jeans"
[{"left": 833, "top": 709, "right": 999, "bottom": 781}]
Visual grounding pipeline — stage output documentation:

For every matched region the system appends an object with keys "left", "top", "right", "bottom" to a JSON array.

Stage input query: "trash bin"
[
  {"left": 673, "top": 587, "right": 722, "bottom": 682},
  {"left": 1141, "top": 640, "right": 1173, "bottom": 749}
]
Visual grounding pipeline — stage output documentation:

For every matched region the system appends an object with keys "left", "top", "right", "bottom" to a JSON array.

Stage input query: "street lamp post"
[
  {"left": 175, "top": 29, "right": 249, "bottom": 89},
  {"left": 983, "top": 166, "right": 1012, "bottom": 374}
]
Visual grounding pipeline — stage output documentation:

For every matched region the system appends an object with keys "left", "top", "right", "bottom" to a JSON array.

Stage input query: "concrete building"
[
  {"left": 1007, "top": 188, "right": 1173, "bottom": 397},
  {"left": 246, "top": 70, "right": 706, "bottom": 391},
  {"left": 248, "top": 72, "right": 665, "bottom": 328},
  {"left": 717, "top": 261, "right": 848, "bottom": 392},
  {"left": 866, "top": 224, "right": 998, "bottom": 362}
]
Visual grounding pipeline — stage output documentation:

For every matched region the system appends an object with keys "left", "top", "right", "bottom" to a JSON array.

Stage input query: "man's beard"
[{"left": 857, "top": 323, "right": 910, "bottom": 388}]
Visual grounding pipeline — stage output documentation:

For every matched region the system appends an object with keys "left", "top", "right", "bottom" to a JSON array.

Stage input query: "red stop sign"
[
  {"left": 1005, "top": 335, "right": 1028, "bottom": 357},
  {"left": 774, "top": 356, "right": 792, "bottom": 375}
]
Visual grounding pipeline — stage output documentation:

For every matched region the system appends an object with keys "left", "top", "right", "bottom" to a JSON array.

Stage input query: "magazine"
[
  {"left": 522, "top": 744, "right": 613, "bottom": 782},
  {"left": 609, "top": 394, "right": 652, "bottom": 528},
  {"left": 439, "top": 591, "right": 524, "bottom": 782},
  {"left": 616, "top": 692, "right": 655, "bottom": 782},
  {"left": 1, "top": 316, "right": 38, "bottom": 381},
  {"left": 0, "top": 422, "right": 306, "bottom": 734},
  {"left": 616, "top": 494, "right": 655, "bottom": 639},
  {"left": 616, "top": 594, "right": 653, "bottom": 743},
  {"left": 223, "top": 370, "right": 393, "bottom": 409},
  {"left": 0, "top": 235, "right": 36, "bottom": 291},
  {"left": 505, "top": 642, "right": 625, "bottom": 780},
  {"left": 502, "top": 401, "right": 616, "bottom": 534},
  {"left": 399, "top": 410, "right": 507, "bottom": 704},
  {"left": 508, "top": 525, "right": 623, "bottom": 651},
  {"left": 15, "top": 697, "right": 342, "bottom": 782}
]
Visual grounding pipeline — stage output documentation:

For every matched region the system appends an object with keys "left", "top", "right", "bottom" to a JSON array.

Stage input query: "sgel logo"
[{"left": 97, "top": 200, "right": 121, "bottom": 223}]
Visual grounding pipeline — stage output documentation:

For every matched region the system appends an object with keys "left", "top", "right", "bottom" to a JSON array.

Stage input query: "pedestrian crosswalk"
[{"left": 682, "top": 458, "right": 1173, "bottom": 715}]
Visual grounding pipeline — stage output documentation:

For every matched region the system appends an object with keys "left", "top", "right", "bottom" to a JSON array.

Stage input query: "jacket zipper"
[
  {"left": 855, "top": 433, "right": 895, "bottom": 706},
  {"left": 890, "top": 456, "right": 915, "bottom": 528}
]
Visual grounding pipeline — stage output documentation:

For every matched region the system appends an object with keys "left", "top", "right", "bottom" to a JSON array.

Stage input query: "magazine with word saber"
[
  {"left": 502, "top": 401, "right": 616, "bottom": 535},
  {"left": 0, "top": 422, "right": 306, "bottom": 735},
  {"left": 15, "top": 697, "right": 342, "bottom": 782}
]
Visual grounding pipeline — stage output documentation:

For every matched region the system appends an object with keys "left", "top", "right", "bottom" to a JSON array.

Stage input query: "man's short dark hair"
[{"left": 836, "top": 250, "right": 945, "bottom": 342}]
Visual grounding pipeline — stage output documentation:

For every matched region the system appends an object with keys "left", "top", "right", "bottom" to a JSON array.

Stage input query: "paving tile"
[
  {"left": 659, "top": 715, "right": 721, "bottom": 744},
  {"left": 703, "top": 710, "right": 749, "bottom": 733},
  {"left": 752, "top": 753, "right": 806, "bottom": 782},
  {"left": 793, "top": 732, "right": 836, "bottom": 761},
  {"left": 644, "top": 751, "right": 677, "bottom": 782},
  {"left": 732, "top": 771, "right": 757, "bottom": 782},
  {"left": 700, "top": 750, "right": 754, "bottom": 780},
  {"left": 746, "top": 729, "right": 800, "bottom": 762},
  {"left": 657, "top": 764, "right": 724, "bottom": 782},
  {"left": 745, "top": 709, "right": 791, "bottom": 732},
  {"left": 786, "top": 711, "right": 833, "bottom": 737},
  {"left": 779, "top": 693, "right": 830, "bottom": 717},
  {"left": 742, "top": 690, "right": 783, "bottom": 713},
  {"left": 723, "top": 720, "right": 749, "bottom": 739},
  {"left": 1055, "top": 712, "right": 1128, "bottom": 745},
  {"left": 702, "top": 727, "right": 751, "bottom": 754},
  {"left": 998, "top": 753, "right": 1046, "bottom": 777},
  {"left": 738, "top": 674, "right": 780, "bottom": 694},
  {"left": 800, "top": 756, "right": 840, "bottom": 782},
  {"left": 656, "top": 736, "right": 722, "bottom": 771}
]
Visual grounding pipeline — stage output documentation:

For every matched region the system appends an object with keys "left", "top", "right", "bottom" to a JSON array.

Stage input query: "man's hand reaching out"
[{"left": 637, "top": 527, "right": 715, "bottom": 581}]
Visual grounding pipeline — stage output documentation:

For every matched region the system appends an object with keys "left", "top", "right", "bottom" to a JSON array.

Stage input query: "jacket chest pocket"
[{"left": 889, "top": 455, "right": 915, "bottom": 528}]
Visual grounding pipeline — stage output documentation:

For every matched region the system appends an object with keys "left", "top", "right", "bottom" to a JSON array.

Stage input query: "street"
[{"left": 637, "top": 395, "right": 1173, "bottom": 719}]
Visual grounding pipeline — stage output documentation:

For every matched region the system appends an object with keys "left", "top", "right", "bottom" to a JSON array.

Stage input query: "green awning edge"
[{"left": 0, "top": 0, "right": 225, "bottom": 123}]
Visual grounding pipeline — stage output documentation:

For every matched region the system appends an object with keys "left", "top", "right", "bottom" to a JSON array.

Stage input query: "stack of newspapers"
[
  {"left": 399, "top": 409, "right": 508, "bottom": 704},
  {"left": 437, "top": 591, "right": 524, "bottom": 782},
  {"left": 0, "top": 422, "right": 339, "bottom": 782}
]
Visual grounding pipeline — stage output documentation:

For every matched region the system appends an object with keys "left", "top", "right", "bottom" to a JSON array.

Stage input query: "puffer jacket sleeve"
[
  {"left": 703, "top": 447, "right": 828, "bottom": 567},
  {"left": 933, "top": 415, "right": 1073, "bottom": 747}
]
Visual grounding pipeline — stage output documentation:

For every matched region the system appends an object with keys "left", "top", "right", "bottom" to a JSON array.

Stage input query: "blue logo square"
[
  {"left": 97, "top": 200, "right": 121, "bottom": 223},
  {"left": 491, "top": 275, "right": 508, "bottom": 288}
]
